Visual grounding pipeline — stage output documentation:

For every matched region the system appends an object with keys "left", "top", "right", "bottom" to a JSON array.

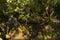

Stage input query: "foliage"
[{"left": 0, "top": 0, "right": 60, "bottom": 40}]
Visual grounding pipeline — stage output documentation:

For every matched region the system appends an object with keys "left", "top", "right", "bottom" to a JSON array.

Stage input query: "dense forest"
[{"left": 0, "top": 0, "right": 60, "bottom": 40}]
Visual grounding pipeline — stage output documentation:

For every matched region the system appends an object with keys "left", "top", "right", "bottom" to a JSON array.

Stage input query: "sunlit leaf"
[
  {"left": 6, "top": 34, "right": 10, "bottom": 39},
  {"left": 0, "top": 38, "right": 2, "bottom": 40}
]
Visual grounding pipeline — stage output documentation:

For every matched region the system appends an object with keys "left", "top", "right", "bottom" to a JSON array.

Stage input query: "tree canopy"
[{"left": 0, "top": 0, "right": 60, "bottom": 40}]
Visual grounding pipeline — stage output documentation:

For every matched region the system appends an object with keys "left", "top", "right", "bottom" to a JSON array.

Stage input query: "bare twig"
[{"left": 45, "top": 0, "right": 50, "bottom": 16}]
